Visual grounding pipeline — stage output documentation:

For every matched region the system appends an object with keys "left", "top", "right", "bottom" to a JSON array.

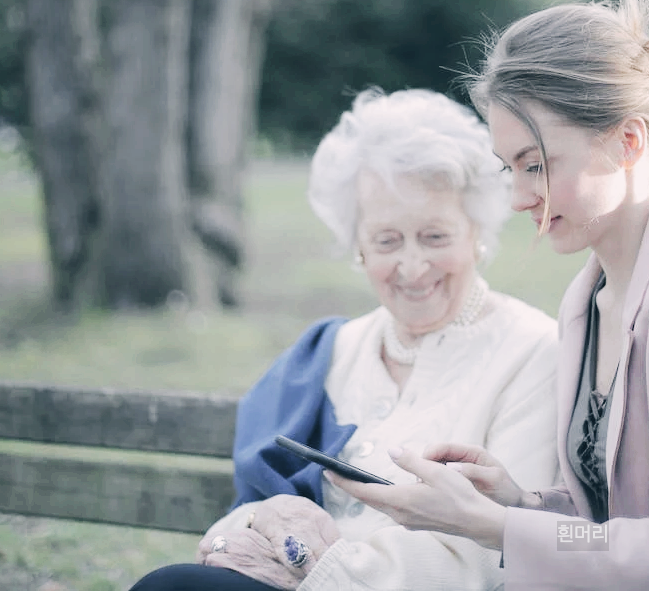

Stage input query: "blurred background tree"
[
  {"left": 1, "top": 0, "right": 271, "bottom": 312},
  {"left": 257, "top": 0, "right": 547, "bottom": 152},
  {"left": 188, "top": 0, "right": 271, "bottom": 307},
  {"left": 0, "top": 0, "right": 26, "bottom": 134}
]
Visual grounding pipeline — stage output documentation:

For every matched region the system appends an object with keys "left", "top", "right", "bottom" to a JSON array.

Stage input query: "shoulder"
[
  {"left": 325, "top": 307, "right": 388, "bottom": 373},
  {"left": 468, "top": 293, "right": 559, "bottom": 387},
  {"left": 331, "top": 307, "right": 385, "bottom": 356},
  {"left": 298, "top": 315, "right": 349, "bottom": 340},
  {"left": 288, "top": 316, "right": 348, "bottom": 356},
  {"left": 482, "top": 292, "right": 559, "bottom": 377},
  {"left": 335, "top": 307, "right": 385, "bottom": 342},
  {"left": 324, "top": 308, "right": 386, "bottom": 400},
  {"left": 490, "top": 291, "right": 557, "bottom": 340}
]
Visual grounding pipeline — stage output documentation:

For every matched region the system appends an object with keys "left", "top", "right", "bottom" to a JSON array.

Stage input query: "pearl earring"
[
  {"left": 475, "top": 241, "right": 487, "bottom": 262},
  {"left": 352, "top": 249, "right": 365, "bottom": 271}
]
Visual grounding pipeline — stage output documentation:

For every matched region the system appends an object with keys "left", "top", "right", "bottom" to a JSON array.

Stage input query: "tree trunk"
[
  {"left": 187, "top": 0, "right": 271, "bottom": 307},
  {"left": 94, "top": 0, "right": 191, "bottom": 308},
  {"left": 26, "top": 0, "right": 102, "bottom": 309},
  {"left": 26, "top": 0, "right": 269, "bottom": 311}
]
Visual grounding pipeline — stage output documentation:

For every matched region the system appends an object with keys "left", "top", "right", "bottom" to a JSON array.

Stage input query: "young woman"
[{"left": 328, "top": 1, "right": 649, "bottom": 589}]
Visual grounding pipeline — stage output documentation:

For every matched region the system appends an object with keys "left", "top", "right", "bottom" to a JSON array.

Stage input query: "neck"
[{"left": 592, "top": 198, "right": 649, "bottom": 298}]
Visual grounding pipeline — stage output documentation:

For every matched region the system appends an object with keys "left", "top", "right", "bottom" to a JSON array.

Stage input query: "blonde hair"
[
  {"left": 468, "top": 0, "right": 649, "bottom": 232},
  {"left": 308, "top": 88, "right": 511, "bottom": 262}
]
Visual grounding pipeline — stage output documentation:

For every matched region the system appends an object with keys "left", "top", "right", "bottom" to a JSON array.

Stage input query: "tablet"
[{"left": 274, "top": 435, "right": 394, "bottom": 485}]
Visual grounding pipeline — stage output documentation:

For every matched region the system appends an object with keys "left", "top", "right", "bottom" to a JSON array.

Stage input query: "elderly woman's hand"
[
  {"left": 325, "top": 447, "right": 507, "bottom": 551},
  {"left": 250, "top": 494, "right": 341, "bottom": 566},
  {"left": 198, "top": 528, "right": 302, "bottom": 590},
  {"left": 196, "top": 495, "right": 340, "bottom": 588}
]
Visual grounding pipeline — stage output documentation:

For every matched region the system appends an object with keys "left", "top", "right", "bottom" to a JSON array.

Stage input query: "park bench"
[{"left": 0, "top": 381, "right": 240, "bottom": 534}]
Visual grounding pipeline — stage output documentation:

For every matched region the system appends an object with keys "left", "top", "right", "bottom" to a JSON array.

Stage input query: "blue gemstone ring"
[{"left": 284, "top": 535, "right": 310, "bottom": 567}]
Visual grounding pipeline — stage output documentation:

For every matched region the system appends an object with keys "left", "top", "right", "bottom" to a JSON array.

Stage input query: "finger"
[
  {"left": 204, "top": 530, "right": 279, "bottom": 568},
  {"left": 388, "top": 447, "right": 448, "bottom": 484},
  {"left": 253, "top": 495, "right": 338, "bottom": 559},
  {"left": 205, "top": 529, "right": 305, "bottom": 590},
  {"left": 314, "top": 511, "right": 340, "bottom": 547},
  {"left": 323, "top": 470, "right": 377, "bottom": 498},
  {"left": 421, "top": 443, "right": 499, "bottom": 467},
  {"left": 197, "top": 536, "right": 213, "bottom": 557},
  {"left": 205, "top": 552, "right": 299, "bottom": 589},
  {"left": 195, "top": 547, "right": 207, "bottom": 564},
  {"left": 324, "top": 470, "right": 409, "bottom": 512},
  {"left": 447, "top": 462, "right": 497, "bottom": 488}
]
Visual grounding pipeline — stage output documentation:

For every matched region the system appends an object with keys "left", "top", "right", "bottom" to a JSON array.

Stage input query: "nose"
[
  {"left": 511, "top": 174, "right": 544, "bottom": 213},
  {"left": 397, "top": 244, "right": 431, "bottom": 281}
]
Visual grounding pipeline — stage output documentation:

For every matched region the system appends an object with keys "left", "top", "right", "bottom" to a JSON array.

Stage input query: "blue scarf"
[{"left": 231, "top": 317, "right": 357, "bottom": 509}]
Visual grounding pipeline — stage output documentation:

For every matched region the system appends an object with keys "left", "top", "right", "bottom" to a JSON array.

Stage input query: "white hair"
[{"left": 308, "top": 88, "right": 511, "bottom": 262}]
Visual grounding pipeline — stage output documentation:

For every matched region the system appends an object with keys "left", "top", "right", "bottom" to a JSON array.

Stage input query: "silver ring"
[
  {"left": 284, "top": 535, "right": 310, "bottom": 567},
  {"left": 211, "top": 535, "right": 227, "bottom": 553}
]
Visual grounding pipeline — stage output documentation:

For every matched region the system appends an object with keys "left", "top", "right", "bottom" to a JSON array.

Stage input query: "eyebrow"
[
  {"left": 493, "top": 145, "right": 538, "bottom": 164},
  {"left": 367, "top": 218, "right": 455, "bottom": 232}
]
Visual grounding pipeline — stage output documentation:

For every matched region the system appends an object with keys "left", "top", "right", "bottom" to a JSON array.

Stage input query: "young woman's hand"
[
  {"left": 325, "top": 446, "right": 507, "bottom": 551},
  {"left": 421, "top": 443, "right": 542, "bottom": 509}
]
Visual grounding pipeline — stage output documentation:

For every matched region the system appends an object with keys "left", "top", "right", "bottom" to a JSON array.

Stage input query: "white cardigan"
[{"left": 225, "top": 291, "right": 559, "bottom": 590}]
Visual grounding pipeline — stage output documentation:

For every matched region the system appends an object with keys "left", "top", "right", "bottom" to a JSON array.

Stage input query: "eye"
[
  {"left": 376, "top": 236, "right": 398, "bottom": 247},
  {"left": 421, "top": 232, "right": 451, "bottom": 246},
  {"left": 372, "top": 232, "right": 402, "bottom": 251},
  {"left": 423, "top": 232, "right": 447, "bottom": 241},
  {"left": 525, "top": 162, "right": 543, "bottom": 173},
  {"left": 500, "top": 164, "right": 512, "bottom": 173}
]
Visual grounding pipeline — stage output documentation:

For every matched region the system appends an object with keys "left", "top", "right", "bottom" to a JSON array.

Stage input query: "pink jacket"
[{"left": 503, "top": 222, "right": 649, "bottom": 590}]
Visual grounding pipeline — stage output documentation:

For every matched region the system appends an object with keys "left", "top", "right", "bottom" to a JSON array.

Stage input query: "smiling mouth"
[
  {"left": 533, "top": 215, "right": 561, "bottom": 228},
  {"left": 398, "top": 280, "right": 440, "bottom": 300}
]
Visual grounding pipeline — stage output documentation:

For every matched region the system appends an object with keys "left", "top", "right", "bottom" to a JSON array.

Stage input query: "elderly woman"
[{"left": 128, "top": 89, "right": 559, "bottom": 591}]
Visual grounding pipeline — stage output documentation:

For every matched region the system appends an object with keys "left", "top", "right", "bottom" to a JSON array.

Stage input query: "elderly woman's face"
[{"left": 356, "top": 170, "right": 477, "bottom": 337}]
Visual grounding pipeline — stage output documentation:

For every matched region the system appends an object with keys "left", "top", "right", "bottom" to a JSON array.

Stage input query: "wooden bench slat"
[
  {"left": 0, "top": 383, "right": 239, "bottom": 457},
  {"left": 0, "top": 451, "right": 236, "bottom": 533}
]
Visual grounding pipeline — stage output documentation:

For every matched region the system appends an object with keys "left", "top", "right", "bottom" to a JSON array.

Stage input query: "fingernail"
[{"left": 388, "top": 446, "right": 403, "bottom": 460}]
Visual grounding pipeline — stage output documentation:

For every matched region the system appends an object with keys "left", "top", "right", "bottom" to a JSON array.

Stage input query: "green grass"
[
  {"left": 0, "top": 516, "right": 197, "bottom": 591},
  {"left": 0, "top": 305, "right": 284, "bottom": 392},
  {"left": 0, "top": 153, "right": 589, "bottom": 590}
]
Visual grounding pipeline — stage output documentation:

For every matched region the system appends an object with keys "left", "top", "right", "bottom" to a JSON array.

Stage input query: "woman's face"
[
  {"left": 356, "top": 169, "right": 478, "bottom": 338},
  {"left": 487, "top": 101, "right": 628, "bottom": 254}
]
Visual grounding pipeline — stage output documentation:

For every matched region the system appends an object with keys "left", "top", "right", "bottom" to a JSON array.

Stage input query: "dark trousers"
[{"left": 128, "top": 564, "right": 279, "bottom": 591}]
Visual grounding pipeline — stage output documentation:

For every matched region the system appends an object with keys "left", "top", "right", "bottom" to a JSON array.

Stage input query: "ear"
[{"left": 617, "top": 116, "right": 647, "bottom": 170}]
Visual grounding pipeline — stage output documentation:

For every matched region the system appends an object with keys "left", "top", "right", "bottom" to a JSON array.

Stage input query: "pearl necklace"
[
  {"left": 383, "top": 277, "right": 489, "bottom": 366},
  {"left": 452, "top": 276, "right": 488, "bottom": 327}
]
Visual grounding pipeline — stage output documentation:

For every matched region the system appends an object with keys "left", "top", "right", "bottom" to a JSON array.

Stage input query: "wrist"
[
  {"left": 465, "top": 499, "right": 506, "bottom": 551},
  {"left": 520, "top": 490, "right": 543, "bottom": 510}
]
